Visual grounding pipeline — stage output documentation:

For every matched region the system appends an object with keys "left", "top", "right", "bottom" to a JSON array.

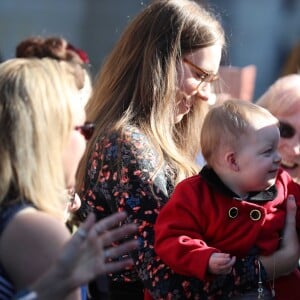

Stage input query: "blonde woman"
[
  {"left": 15, "top": 35, "right": 94, "bottom": 219},
  {"left": 0, "top": 58, "right": 137, "bottom": 300}
]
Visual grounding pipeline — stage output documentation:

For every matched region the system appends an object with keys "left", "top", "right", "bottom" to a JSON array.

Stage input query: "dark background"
[{"left": 1, "top": 0, "right": 299, "bottom": 99}]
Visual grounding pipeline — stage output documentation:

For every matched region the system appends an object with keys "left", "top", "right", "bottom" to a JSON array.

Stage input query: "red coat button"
[
  {"left": 228, "top": 207, "right": 239, "bottom": 218},
  {"left": 250, "top": 209, "right": 261, "bottom": 221}
]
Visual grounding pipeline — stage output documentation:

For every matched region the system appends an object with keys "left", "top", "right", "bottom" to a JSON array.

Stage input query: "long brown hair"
[{"left": 77, "top": 0, "right": 225, "bottom": 186}]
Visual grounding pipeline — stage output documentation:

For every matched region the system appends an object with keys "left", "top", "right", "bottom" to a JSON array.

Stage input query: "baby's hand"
[{"left": 208, "top": 252, "right": 236, "bottom": 275}]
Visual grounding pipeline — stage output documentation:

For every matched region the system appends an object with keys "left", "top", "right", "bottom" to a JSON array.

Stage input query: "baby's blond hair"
[{"left": 201, "top": 99, "right": 278, "bottom": 167}]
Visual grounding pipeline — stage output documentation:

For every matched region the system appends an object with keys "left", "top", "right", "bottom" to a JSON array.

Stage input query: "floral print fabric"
[{"left": 78, "top": 125, "right": 264, "bottom": 299}]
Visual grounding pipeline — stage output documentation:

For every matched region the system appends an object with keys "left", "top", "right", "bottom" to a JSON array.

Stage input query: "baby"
[{"left": 155, "top": 99, "right": 300, "bottom": 299}]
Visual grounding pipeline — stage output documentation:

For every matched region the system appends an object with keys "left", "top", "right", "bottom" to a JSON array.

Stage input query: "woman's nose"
[
  {"left": 292, "top": 142, "right": 300, "bottom": 155},
  {"left": 196, "top": 82, "right": 211, "bottom": 101},
  {"left": 287, "top": 135, "right": 300, "bottom": 156}
]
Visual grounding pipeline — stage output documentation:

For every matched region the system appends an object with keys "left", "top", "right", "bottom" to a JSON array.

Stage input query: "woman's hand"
[
  {"left": 31, "top": 211, "right": 138, "bottom": 299},
  {"left": 61, "top": 211, "right": 138, "bottom": 283},
  {"left": 260, "top": 195, "right": 300, "bottom": 278}
]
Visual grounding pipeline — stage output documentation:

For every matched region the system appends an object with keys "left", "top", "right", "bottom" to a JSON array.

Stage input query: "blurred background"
[{"left": 0, "top": 0, "right": 299, "bottom": 100}]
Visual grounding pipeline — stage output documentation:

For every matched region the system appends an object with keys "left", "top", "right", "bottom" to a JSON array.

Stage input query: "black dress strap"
[{"left": 0, "top": 201, "right": 32, "bottom": 236}]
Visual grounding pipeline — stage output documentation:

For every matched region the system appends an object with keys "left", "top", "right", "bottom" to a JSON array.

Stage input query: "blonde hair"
[
  {"left": 0, "top": 58, "right": 78, "bottom": 219},
  {"left": 201, "top": 99, "right": 278, "bottom": 167},
  {"left": 77, "top": 0, "right": 225, "bottom": 185},
  {"left": 256, "top": 73, "right": 300, "bottom": 116}
]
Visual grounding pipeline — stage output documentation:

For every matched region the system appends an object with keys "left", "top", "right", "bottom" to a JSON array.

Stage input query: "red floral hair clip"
[{"left": 67, "top": 43, "right": 90, "bottom": 64}]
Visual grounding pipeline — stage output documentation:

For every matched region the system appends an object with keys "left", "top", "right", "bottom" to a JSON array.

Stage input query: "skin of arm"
[{"left": 0, "top": 208, "right": 81, "bottom": 300}]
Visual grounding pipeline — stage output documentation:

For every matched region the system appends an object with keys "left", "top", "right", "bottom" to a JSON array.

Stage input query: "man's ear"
[{"left": 225, "top": 151, "right": 239, "bottom": 171}]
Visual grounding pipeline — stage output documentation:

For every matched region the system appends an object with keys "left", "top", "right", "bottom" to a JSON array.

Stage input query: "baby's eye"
[{"left": 263, "top": 148, "right": 273, "bottom": 155}]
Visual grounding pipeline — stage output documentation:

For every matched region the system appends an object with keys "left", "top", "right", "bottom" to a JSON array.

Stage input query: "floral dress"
[{"left": 78, "top": 125, "right": 265, "bottom": 299}]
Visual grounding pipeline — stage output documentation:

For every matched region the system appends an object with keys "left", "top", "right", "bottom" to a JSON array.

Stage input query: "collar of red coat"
[{"left": 199, "top": 165, "right": 277, "bottom": 202}]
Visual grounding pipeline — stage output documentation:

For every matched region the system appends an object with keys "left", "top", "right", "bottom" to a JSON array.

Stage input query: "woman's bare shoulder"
[{"left": 0, "top": 208, "right": 71, "bottom": 289}]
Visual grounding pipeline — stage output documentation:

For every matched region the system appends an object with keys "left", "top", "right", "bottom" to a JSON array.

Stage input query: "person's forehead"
[
  {"left": 276, "top": 107, "right": 300, "bottom": 123},
  {"left": 185, "top": 44, "right": 222, "bottom": 74},
  {"left": 239, "top": 125, "right": 279, "bottom": 149}
]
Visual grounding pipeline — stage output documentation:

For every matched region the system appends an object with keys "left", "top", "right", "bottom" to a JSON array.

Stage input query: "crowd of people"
[{"left": 0, "top": 0, "right": 299, "bottom": 300}]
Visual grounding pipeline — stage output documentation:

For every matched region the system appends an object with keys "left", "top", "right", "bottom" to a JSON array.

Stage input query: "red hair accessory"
[{"left": 67, "top": 43, "right": 90, "bottom": 64}]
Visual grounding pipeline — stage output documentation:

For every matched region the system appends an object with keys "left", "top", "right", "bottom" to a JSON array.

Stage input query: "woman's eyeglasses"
[
  {"left": 183, "top": 58, "right": 219, "bottom": 83},
  {"left": 278, "top": 121, "right": 296, "bottom": 139},
  {"left": 75, "top": 121, "right": 95, "bottom": 140}
]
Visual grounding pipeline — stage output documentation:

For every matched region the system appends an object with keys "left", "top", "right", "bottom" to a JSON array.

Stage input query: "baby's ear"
[{"left": 224, "top": 151, "right": 239, "bottom": 172}]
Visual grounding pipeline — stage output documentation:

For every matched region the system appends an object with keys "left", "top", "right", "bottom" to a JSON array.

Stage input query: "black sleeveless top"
[{"left": 0, "top": 201, "right": 32, "bottom": 299}]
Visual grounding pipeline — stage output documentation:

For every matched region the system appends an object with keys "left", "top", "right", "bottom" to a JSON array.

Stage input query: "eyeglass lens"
[{"left": 183, "top": 58, "right": 218, "bottom": 83}]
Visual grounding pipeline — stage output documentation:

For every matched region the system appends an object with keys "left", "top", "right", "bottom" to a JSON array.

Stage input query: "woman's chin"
[
  {"left": 174, "top": 115, "right": 183, "bottom": 123},
  {"left": 65, "top": 178, "right": 76, "bottom": 190},
  {"left": 175, "top": 108, "right": 191, "bottom": 123}
]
